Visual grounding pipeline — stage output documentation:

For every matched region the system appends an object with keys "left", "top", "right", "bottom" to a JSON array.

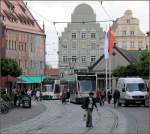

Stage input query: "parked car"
[{"left": 117, "top": 77, "right": 148, "bottom": 106}]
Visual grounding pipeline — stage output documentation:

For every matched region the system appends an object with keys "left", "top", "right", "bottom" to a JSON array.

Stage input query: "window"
[
  {"left": 130, "top": 41, "right": 134, "bottom": 48},
  {"left": 91, "top": 43, "right": 96, "bottom": 49},
  {"left": 138, "top": 41, "right": 143, "bottom": 49},
  {"left": 18, "top": 59, "right": 21, "bottom": 66},
  {"left": 6, "top": 40, "right": 9, "bottom": 49},
  {"left": 127, "top": 19, "right": 130, "bottom": 24},
  {"left": 81, "top": 56, "right": 86, "bottom": 63},
  {"left": 25, "top": 60, "right": 27, "bottom": 68},
  {"left": 31, "top": 60, "right": 33, "bottom": 68},
  {"left": 122, "top": 31, "right": 126, "bottom": 36},
  {"left": 63, "top": 56, "right": 67, "bottom": 63},
  {"left": 81, "top": 33, "right": 86, "bottom": 39},
  {"left": 130, "top": 31, "right": 134, "bottom": 36},
  {"left": 90, "top": 56, "right": 96, "bottom": 63},
  {"left": 72, "top": 42, "right": 76, "bottom": 48},
  {"left": 9, "top": 40, "right": 11, "bottom": 49},
  {"left": 72, "top": 33, "right": 76, "bottom": 39},
  {"left": 12, "top": 40, "right": 14, "bottom": 50},
  {"left": 72, "top": 56, "right": 76, "bottom": 62},
  {"left": 122, "top": 41, "right": 126, "bottom": 48},
  {"left": 91, "top": 33, "right": 96, "bottom": 39},
  {"left": 31, "top": 43, "right": 33, "bottom": 52},
  {"left": 24, "top": 43, "right": 26, "bottom": 51},
  {"left": 40, "top": 61, "right": 42, "bottom": 68},
  {"left": 14, "top": 41, "right": 16, "bottom": 50}
]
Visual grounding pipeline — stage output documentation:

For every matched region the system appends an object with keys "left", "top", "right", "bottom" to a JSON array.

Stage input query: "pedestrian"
[
  {"left": 40, "top": 90, "right": 42, "bottom": 101},
  {"left": 61, "top": 89, "right": 66, "bottom": 104},
  {"left": 66, "top": 88, "right": 70, "bottom": 103},
  {"left": 107, "top": 90, "right": 112, "bottom": 104},
  {"left": 36, "top": 90, "right": 40, "bottom": 101},
  {"left": 84, "top": 92, "right": 98, "bottom": 127},
  {"left": 27, "top": 89, "right": 31, "bottom": 97},
  {"left": 96, "top": 90, "right": 102, "bottom": 106},
  {"left": 113, "top": 89, "right": 120, "bottom": 108},
  {"left": 101, "top": 90, "right": 106, "bottom": 105}
]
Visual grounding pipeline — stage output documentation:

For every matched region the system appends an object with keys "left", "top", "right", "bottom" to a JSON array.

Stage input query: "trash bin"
[{"left": 22, "top": 95, "right": 31, "bottom": 108}]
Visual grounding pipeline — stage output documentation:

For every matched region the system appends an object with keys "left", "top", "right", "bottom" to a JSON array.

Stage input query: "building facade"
[
  {"left": 58, "top": 4, "right": 104, "bottom": 75},
  {"left": 0, "top": 0, "right": 46, "bottom": 75},
  {"left": 113, "top": 10, "right": 148, "bottom": 50}
]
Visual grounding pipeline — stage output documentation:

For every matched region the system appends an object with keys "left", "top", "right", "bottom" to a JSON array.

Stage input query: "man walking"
[
  {"left": 84, "top": 92, "right": 98, "bottom": 127},
  {"left": 113, "top": 89, "right": 120, "bottom": 108}
]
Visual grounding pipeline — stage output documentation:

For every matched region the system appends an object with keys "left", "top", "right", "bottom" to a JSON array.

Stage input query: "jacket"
[{"left": 84, "top": 97, "right": 97, "bottom": 110}]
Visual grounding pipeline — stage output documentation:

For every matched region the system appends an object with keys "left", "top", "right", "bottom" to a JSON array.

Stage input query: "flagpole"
[
  {"left": 105, "top": 59, "right": 108, "bottom": 98},
  {"left": 109, "top": 56, "right": 111, "bottom": 91}
]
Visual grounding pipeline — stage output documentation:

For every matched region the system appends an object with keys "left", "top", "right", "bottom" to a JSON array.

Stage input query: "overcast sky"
[{"left": 25, "top": 0, "right": 149, "bottom": 68}]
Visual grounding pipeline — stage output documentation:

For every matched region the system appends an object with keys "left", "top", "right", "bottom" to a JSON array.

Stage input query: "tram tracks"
[{"left": 85, "top": 107, "right": 119, "bottom": 134}]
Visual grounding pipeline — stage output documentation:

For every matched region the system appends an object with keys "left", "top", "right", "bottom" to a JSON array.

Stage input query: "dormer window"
[{"left": 127, "top": 19, "right": 130, "bottom": 24}]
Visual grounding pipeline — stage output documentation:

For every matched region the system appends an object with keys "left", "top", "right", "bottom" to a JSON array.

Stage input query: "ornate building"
[
  {"left": 113, "top": 10, "right": 148, "bottom": 50},
  {"left": 0, "top": 0, "right": 46, "bottom": 75},
  {"left": 58, "top": 4, "right": 104, "bottom": 75}
]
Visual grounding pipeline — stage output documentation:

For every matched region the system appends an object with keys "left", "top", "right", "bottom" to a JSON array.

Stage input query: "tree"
[
  {"left": 0, "top": 57, "right": 22, "bottom": 77},
  {"left": 137, "top": 50, "right": 149, "bottom": 77},
  {"left": 112, "top": 66, "right": 126, "bottom": 77}
]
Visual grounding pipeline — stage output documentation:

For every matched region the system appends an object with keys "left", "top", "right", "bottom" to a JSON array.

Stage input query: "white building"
[
  {"left": 113, "top": 10, "right": 148, "bottom": 50},
  {"left": 58, "top": 4, "right": 104, "bottom": 75}
]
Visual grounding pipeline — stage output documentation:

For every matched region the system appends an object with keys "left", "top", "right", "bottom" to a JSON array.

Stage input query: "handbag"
[
  {"left": 83, "top": 110, "right": 87, "bottom": 121},
  {"left": 81, "top": 104, "right": 86, "bottom": 109}
]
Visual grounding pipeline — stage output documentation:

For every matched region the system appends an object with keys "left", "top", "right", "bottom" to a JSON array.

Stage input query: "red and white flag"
[{"left": 108, "top": 27, "right": 115, "bottom": 56}]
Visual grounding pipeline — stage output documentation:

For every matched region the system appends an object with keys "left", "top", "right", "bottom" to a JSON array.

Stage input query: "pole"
[
  {"left": 41, "top": 75, "right": 42, "bottom": 92},
  {"left": 105, "top": 59, "right": 108, "bottom": 97},
  {"left": 109, "top": 56, "right": 111, "bottom": 90}
]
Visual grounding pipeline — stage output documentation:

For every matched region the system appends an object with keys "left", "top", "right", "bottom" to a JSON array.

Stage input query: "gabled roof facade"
[
  {"left": 89, "top": 46, "right": 139, "bottom": 73},
  {"left": 1, "top": 0, "right": 45, "bottom": 35}
]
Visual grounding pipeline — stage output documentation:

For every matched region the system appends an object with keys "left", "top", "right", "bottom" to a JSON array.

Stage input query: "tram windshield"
[{"left": 78, "top": 76, "right": 96, "bottom": 92}]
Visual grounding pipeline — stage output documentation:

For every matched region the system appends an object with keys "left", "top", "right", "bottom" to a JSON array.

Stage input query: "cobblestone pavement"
[
  {"left": 1, "top": 100, "right": 127, "bottom": 134},
  {"left": 0, "top": 100, "right": 46, "bottom": 129}
]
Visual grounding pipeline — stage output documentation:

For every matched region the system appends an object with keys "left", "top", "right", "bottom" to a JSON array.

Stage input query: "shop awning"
[{"left": 17, "top": 75, "right": 47, "bottom": 83}]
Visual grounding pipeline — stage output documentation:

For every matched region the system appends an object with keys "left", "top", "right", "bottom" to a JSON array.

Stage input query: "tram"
[
  {"left": 42, "top": 77, "right": 60, "bottom": 99},
  {"left": 60, "top": 72, "right": 97, "bottom": 103}
]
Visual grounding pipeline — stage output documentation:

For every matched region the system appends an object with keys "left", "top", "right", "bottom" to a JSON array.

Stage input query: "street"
[{"left": 1, "top": 100, "right": 149, "bottom": 134}]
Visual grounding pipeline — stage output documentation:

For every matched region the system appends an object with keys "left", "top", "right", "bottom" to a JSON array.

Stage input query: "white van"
[{"left": 117, "top": 77, "right": 148, "bottom": 106}]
